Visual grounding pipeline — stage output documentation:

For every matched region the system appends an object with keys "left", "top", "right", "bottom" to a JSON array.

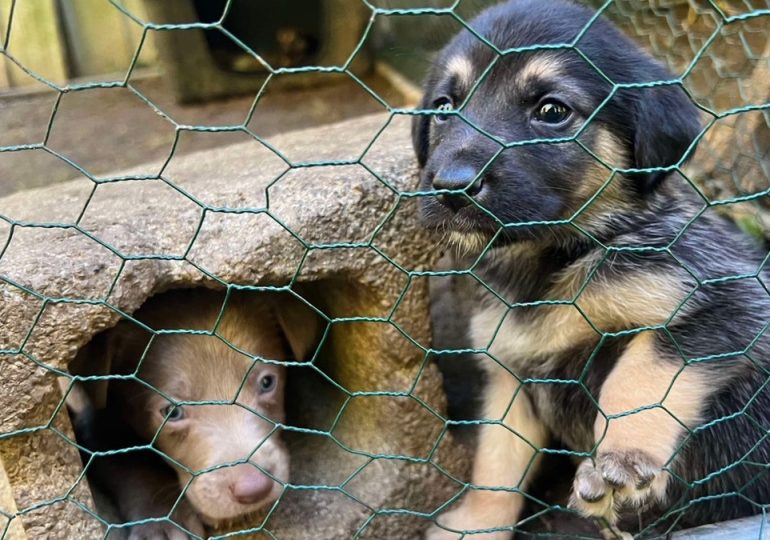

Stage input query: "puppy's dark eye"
[
  {"left": 432, "top": 96, "right": 454, "bottom": 123},
  {"left": 161, "top": 405, "right": 185, "bottom": 422},
  {"left": 259, "top": 374, "right": 276, "bottom": 394},
  {"left": 534, "top": 100, "right": 571, "bottom": 125}
]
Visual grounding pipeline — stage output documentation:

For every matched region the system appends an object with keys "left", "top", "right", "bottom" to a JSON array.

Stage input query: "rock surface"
[{"left": 0, "top": 113, "right": 470, "bottom": 539}]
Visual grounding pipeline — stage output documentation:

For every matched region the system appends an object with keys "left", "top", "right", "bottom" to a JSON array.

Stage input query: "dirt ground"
[{"left": 0, "top": 72, "right": 407, "bottom": 198}]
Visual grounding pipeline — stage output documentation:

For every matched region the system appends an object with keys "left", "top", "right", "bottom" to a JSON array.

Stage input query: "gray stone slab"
[{"left": 0, "top": 113, "right": 469, "bottom": 539}]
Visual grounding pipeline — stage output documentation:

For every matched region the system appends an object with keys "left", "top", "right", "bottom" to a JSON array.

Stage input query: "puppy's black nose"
[{"left": 432, "top": 164, "right": 483, "bottom": 211}]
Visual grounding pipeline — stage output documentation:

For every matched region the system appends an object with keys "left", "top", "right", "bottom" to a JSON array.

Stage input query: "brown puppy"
[{"left": 68, "top": 288, "right": 320, "bottom": 539}]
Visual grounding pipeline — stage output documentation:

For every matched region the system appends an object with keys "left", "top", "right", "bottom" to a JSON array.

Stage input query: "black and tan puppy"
[{"left": 414, "top": 0, "right": 770, "bottom": 538}]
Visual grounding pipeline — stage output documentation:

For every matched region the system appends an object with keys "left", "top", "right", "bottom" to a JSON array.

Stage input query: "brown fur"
[
  {"left": 111, "top": 290, "right": 290, "bottom": 526},
  {"left": 68, "top": 288, "right": 321, "bottom": 538}
]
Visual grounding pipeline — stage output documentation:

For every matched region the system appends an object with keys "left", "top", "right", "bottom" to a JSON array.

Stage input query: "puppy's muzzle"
[{"left": 432, "top": 163, "right": 484, "bottom": 212}]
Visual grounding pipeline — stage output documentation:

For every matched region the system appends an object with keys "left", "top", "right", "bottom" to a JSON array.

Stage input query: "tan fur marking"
[
  {"left": 480, "top": 302, "right": 594, "bottom": 358},
  {"left": 576, "top": 129, "right": 628, "bottom": 199},
  {"left": 575, "top": 272, "right": 686, "bottom": 333},
  {"left": 595, "top": 331, "right": 709, "bottom": 466},
  {"left": 570, "top": 332, "right": 710, "bottom": 523},
  {"left": 592, "top": 129, "right": 629, "bottom": 170},
  {"left": 517, "top": 55, "right": 563, "bottom": 87},
  {"left": 428, "top": 365, "right": 547, "bottom": 538},
  {"left": 572, "top": 128, "right": 632, "bottom": 225},
  {"left": 448, "top": 231, "right": 490, "bottom": 256},
  {"left": 446, "top": 56, "right": 475, "bottom": 89},
  {"left": 477, "top": 271, "right": 685, "bottom": 358}
]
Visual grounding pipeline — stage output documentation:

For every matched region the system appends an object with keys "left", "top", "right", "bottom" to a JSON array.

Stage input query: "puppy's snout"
[
  {"left": 230, "top": 465, "right": 275, "bottom": 505},
  {"left": 432, "top": 163, "right": 484, "bottom": 211}
]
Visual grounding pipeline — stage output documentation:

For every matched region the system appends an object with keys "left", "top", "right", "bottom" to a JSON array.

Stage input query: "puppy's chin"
[
  {"left": 419, "top": 197, "right": 495, "bottom": 231},
  {"left": 419, "top": 198, "right": 535, "bottom": 253},
  {"left": 446, "top": 231, "right": 494, "bottom": 255}
]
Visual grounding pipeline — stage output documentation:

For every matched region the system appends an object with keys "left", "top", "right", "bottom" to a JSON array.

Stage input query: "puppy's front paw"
[
  {"left": 570, "top": 449, "right": 666, "bottom": 528},
  {"left": 425, "top": 503, "right": 513, "bottom": 540}
]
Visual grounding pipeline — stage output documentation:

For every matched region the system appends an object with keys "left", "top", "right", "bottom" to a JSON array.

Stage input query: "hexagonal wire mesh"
[{"left": 1, "top": 0, "right": 769, "bottom": 538}]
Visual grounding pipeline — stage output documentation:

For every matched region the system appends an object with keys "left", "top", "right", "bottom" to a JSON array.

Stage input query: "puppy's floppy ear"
[
  {"left": 629, "top": 84, "right": 701, "bottom": 191},
  {"left": 272, "top": 294, "right": 325, "bottom": 361},
  {"left": 412, "top": 92, "right": 432, "bottom": 168},
  {"left": 64, "top": 322, "right": 150, "bottom": 411}
]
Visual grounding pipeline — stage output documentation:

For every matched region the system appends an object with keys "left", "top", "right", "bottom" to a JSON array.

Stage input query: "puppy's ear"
[
  {"left": 106, "top": 321, "right": 152, "bottom": 374},
  {"left": 273, "top": 295, "right": 324, "bottom": 362},
  {"left": 630, "top": 84, "right": 701, "bottom": 191},
  {"left": 64, "top": 323, "right": 149, "bottom": 411},
  {"left": 412, "top": 92, "right": 432, "bottom": 168}
]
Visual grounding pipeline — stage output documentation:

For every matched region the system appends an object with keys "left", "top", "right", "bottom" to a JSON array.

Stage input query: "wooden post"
[{"left": 0, "top": 0, "right": 67, "bottom": 87}]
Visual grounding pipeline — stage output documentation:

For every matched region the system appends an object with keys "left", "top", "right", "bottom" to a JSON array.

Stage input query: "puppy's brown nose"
[
  {"left": 432, "top": 164, "right": 483, "bottom": 211},
  {"left": 230, "top": 466, "right": 275, "bottom": 505}
]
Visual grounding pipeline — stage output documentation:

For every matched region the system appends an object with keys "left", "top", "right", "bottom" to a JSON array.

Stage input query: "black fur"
[
  {"left": 414, "top": 0, "right": 703, "bottom": 243},
  {"left": 415, "top": 0, "right": 770, "bottom": 535}
]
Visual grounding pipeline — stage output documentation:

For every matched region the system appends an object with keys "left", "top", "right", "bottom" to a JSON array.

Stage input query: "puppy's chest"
[
  {"left": 471, "top": 303, "right": 622, "bottom": 450},
  {"left": 470, "top": 301, "right": 594, "bottom": 372}
]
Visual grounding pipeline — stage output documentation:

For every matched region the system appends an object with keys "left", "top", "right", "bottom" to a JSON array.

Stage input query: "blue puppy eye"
[
  {"left": 161, "top": 405, "right": 185, "bottom": 422},
  {"left": 534, "top": 100, "right": 571, "bottom": 125},
  {"left": 259, "top": 374, "right": 276, "bottom": 394},
  {"left": 433, "top": 97, "right": 454, "bottom": 123}
]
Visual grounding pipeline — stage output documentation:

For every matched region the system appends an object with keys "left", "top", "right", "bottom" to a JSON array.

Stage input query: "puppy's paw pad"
[
  {"left": 570, "top": 459, "right": 614, "bottom": 518},
  {"left": 570, "top": 449, "right": 664, "bottom": 522},
  {"left": 597, "top": 449, "right": 661, "bottom": 499},
  {"left": 597, "top": 450, "right": 660, "bottom": 490},
  {"left": 573, "top": 461, "right": 609, "bottom": 503}
]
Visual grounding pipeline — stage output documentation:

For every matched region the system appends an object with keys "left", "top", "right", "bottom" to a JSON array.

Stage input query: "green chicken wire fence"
[
  {"left": 590, "top": 0, "right": 770, "bottom": 239},
  {"left": 0, "top": 0, "right": 769, "bottom": 539}
]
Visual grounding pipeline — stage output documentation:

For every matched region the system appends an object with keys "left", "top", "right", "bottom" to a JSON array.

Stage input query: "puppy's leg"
[
  {"left": 75, "top": 408, "right": 204, "bottom": 539},
  {"left": 570, "top": 331, "right": 709, "bottom": 530},
  {"left": 427, "top": 365, "right": 548, "bottom": 540},
  {"left": 92, "top": 450, "right": 205, "bottom": 540}
]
